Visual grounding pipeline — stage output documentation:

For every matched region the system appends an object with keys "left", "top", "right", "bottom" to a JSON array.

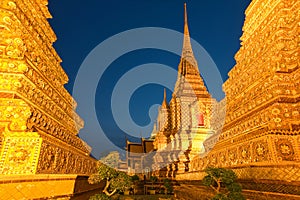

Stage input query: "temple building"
[
  {"left": 150, "top": 4, "right": 216, "bottom": 177},
  {"left": 175, "top": 0, "right": 300, "bottom": 199},
  {"left": 126, "top": 138, "right": 154, "bottom": 178},
  {"left": 126, "top": 4, "right": 217, "bottom": 178},
  {"left": 125, "top": 3, "right": 221, "bottom": 178},
  {"left": 0, "top": 0, "right": 98, "bottom": 199}
]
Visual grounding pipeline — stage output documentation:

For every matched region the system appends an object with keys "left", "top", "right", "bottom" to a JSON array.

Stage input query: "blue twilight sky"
[{"left": 48, "top": 0, "right": 251, "bottom": 158}]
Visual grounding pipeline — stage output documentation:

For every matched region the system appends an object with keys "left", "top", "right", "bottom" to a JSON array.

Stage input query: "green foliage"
[
  {"left": 226, "top": 182, "right": 242, "bottom": 193},
  {"left": 203, "top": 167, "right": 245, "bottom": 200},
  {"left": 88, "top": 152, "right": 132, "bottom": 197},
  {"left": 203, "top": 175, "right": 215, "bottom": 187},
  {"left": 89, "top": 193, "right": 111, "bottom": 200},
  {"left": 149, "top": 175, "right": 158, "bottom": 190},
  {"left": 228, "top": 192, "right": 245, "bottom": 200},
  {"left": 110, "top": 171, "right": 132, "bottom": 192},
  {"left": 211, "top": 193, "right": 228, "bottom": 200},
  {"left": 98, "top": 162, "right": 119, "bottom": 180},
  {"left": 163, "top": 178, "right": 173, "bottom": 194},
  {"left": 131, "top": 174, "right": 140, "bottom": 182},
  {"left": 149, "top": 175, "right": 158, "bottom": 183}
]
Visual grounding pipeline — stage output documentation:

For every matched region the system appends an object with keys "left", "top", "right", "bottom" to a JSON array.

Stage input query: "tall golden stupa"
[
  {"left": 174, "top": 0, "right": 299, "bottom": 198},
  {"left": 151, "top": 3, "right": 215, "bottom": 177},
  {"left": 0, "top": 0, "right": 98, "bottom": 199}
]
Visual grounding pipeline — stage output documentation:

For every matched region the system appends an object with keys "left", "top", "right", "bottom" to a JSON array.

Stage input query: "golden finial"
[
  {"left": 184, "top": 3, "right": 187, "bottom": 25},
  {"left": 161, "top": 88, "right": 169, "bottom": 109}
]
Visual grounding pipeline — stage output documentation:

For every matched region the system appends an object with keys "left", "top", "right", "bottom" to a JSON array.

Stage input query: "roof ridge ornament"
[{"left": 181, "top": 3, "right": 196, "bottom": 66}]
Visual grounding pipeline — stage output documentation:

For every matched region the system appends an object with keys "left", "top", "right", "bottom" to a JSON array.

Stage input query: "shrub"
[
  {"left": 89, "top": 193, "right": 111, "bottom": 200},
  {"left": 88, "top": 152, "right": 132, "bottom": 197},
  {"left": 203, "top": 167, "right": 245, "bottom": 200}
]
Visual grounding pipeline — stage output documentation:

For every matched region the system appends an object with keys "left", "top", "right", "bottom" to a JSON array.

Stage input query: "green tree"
[
  {"left": 88, "top": 152, "right": 132, "bottom": 197},
  {"left": 203, "top": 167, "right": 245, "bottom": 200}
]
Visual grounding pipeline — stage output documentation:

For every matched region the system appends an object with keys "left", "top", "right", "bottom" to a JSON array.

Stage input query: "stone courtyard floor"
[
  {"left": 71, "top": 192, "right": 173, "bottom": 200},
  {"left": 119, "top": 195, "right": 173, "bottom": 200}
]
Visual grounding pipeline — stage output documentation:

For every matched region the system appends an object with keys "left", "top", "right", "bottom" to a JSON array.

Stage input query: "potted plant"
[
  {"left": 123, "top": 188, "right": 130, "bottom": 195},
  {"left": 122, "top": 175, "right": 133, "bottom": 196},
  {"left": 149, "top": 176, "right": 158, "bottom": 195},
  {"left": 131, "top": 175, "right": 140, "bottom": 195},
  {"left": 163, "top": 178, "right": 173, "bottom": 194}
]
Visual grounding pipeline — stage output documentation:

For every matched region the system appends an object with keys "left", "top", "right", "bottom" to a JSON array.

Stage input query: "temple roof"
[
  {"left": 174, "top": 3, "right": 211, "bottom": 99},
  {"left": 126, "top": 138, "right": 154, "bottom": 154},
  {"left": 180, "top": 3, "right": 197, "bottom": 69}
]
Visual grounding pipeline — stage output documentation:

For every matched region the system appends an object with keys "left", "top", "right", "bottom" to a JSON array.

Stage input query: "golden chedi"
[
  {"left": 151, "top": 3, "right": 215, "bottom": 177},
  {"left": 0, "top": 0, "right": 96, "bottom": 176},
  {"left": 178, "top": 0, "right": 299, "bottom": 198}
]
